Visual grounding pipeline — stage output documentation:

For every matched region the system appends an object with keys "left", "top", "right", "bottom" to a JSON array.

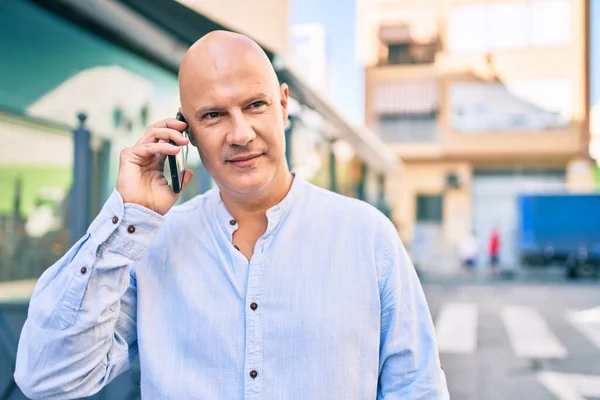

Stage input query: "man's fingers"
[
  {"left": 151, "top": 117, "right": 187, "bottom": 131},
  {"left": 137, "top": 118, "right": 187, "bottom": 145},
  {"left": 149, "top": 128, "right": 189, "bottom": 146},
  {"left": 122, "top": 142, "right": 181, "bottom": 162}
]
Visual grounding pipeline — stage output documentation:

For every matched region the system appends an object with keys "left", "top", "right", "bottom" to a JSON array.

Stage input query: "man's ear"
[
  {"left": 280, "top": 83, "right": 289, "bottom": 125},
  {"left": 179, "top": 108, "right": 197, "bottom": 147}
]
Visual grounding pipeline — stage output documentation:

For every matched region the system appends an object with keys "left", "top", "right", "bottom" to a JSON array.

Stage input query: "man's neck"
[{"left": 220, "top": 171, "right": 294, "bottom": 223}]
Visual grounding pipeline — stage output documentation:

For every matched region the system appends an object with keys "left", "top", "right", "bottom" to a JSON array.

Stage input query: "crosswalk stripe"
[
  {"left": 537, "top": 371, "right": 583, "bottom": 400},
  {"left": 538, "top": 371, "right": 600, "bottom": 400},
  {"left": 435, "top": 302, "right": 478, "bottom": 354},
  {"left": 501, "top": 306, "right": 567, "bottom": 359},
  {"left": 566, "top": 307, "right": 600, "bottom": 350}
]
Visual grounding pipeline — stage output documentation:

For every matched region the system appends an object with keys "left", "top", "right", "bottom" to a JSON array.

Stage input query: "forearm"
[
  {"left": 377, "top": 220, "right": 447, "bottom": 399},
  {"left": 14, "top": 190, "right": 162, "bottom": 399}
]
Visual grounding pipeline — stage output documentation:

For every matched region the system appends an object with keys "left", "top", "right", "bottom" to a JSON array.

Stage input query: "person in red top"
[{"left": 489, "top": 228, "right": 500, "bottom": 274}]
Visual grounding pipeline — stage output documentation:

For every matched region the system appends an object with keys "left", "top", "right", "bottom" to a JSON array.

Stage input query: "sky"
[{"left": 288, "top": 0, "right": 365, "bottom": 125}]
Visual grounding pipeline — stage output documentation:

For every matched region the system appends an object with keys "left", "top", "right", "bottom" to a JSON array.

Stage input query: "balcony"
[
  {"left": 376, "top": 24, "right": 439, "bottom": 67},
  {"left": 376, "top": 112, "right": 438, "bottom": 143},
  {"left": 380, "top": 43, "right": 437, "bottom": 66}
]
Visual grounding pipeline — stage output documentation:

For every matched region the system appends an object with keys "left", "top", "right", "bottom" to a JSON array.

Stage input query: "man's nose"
[{"left": 226, "top": 112, "right": 256, "bottom": 146}]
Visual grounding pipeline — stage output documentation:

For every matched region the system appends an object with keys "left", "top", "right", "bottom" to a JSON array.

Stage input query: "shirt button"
[
  {"left": 229, "top": 219, "right": 237, "bottom": 226},
  {"left": 127, "top": 225, "right": 136, "bottom": 233},
  {"left": 249, "top": 370, "right": 258, "bottom": 379},
  {"left": 250, "top": 302, "right": 258, "bottom": 311},
  {"left": 80, "top": 267, "right": 87, "bottom": 274},
  {"left": 112, "top": 216, "right": 119, "bottom": 224}
]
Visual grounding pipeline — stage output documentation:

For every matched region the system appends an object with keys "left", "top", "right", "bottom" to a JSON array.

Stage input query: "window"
[
  {"left": 530, "top": 0, "right": 570, "bottom": 46},
  {"left": 488, "top": 2, "right": 529, "bottom": 50},
  {"left": 387, "top": 43, "right": 411, "bottom": 64},
  {"left": 0, "top": 120, "right": 73, "bottom": 282},
  {"left": 377, "top": 112, "right": 438, "bottom": 142},
  {"left": 448, "top": 0, "right": 571, "bottom": 53},
  {"left": 416, "top": 195, "right": 443, "bottom": 223},
  {"left": 449, "top": 81, "right": 571, "bottom": 132},
  {"left": 385, "top": 43, "right": 437, "bottom": 65}
]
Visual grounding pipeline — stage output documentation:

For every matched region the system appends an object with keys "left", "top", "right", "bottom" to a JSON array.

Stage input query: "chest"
[
  {"left": 232, "top": 225, "right": 263, "bottom": 260},
  {"left": 136, "top": 236, "right": 381, "bottom": 340}
]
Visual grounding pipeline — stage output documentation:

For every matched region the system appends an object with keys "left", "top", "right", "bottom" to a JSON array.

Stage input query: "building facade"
[{"left": 362, "top": 0, "right": 594, "bottom": 272}]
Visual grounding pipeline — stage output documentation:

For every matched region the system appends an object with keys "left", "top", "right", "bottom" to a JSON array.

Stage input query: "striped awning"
[
  {"left": 373, "top": 80, "right": 439, "bottom": 115},
  {"left": 379, "top": 24, "right": 411, "bottom": 43}
]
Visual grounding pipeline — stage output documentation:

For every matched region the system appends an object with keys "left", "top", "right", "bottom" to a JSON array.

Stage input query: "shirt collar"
[{"left": 212, "top": 173, "right": 306, "bottom": 238}]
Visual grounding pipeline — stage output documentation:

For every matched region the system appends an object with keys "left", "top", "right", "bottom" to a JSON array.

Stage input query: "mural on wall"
[
  {"left": 449, "top": 81, "right": 571, "bottom": 133},
  {"left": 27, "top": 65, "right": 179, "bottom": 140}
]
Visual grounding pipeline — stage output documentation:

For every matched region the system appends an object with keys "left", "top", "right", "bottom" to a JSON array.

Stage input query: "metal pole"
[
  {"left": 377, "top": 173, "right": 390, "bottom": 218},
  {"left": 70, "top": 113, "right": 92, "bottom": 244},
  {"left": 99, "top": 139, "right": 112, "bottom": 205},
  {"left": 284, "top": 116, "right": 295, "bottom": 170},
  {"left": 357, "top": 162, "right": 367, "bottom": 201},
  {"left": 329, "top": 141, "right": 338, "bottom": 193}
]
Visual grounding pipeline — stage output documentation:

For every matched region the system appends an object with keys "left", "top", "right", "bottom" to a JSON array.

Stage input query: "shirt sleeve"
[
  {"left": 376, "top": 217, "right": 449, "bottom": 399},
  {"left": 14, "top": 190, "right": 163, "bottom": 399}
]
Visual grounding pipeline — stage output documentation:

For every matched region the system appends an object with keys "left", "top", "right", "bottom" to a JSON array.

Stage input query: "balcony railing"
[
  {"left": 380, "top": 43, "right": 437, "bottom": 66},
  {"left": 376, "top": 112, "right": 438, "bottom": 143}
]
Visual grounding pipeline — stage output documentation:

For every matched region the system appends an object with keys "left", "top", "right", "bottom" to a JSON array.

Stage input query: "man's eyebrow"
[{"left": 243, "top": 93, "right": 272, "bottom": 105}]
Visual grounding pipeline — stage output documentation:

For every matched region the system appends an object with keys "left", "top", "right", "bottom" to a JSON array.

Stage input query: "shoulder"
[
  {"left": 154, "top": 189, "right": 217, "bottom": 238},
  {"left": 303, "top": 181, "right": 396, "bottom": 234},
  {"left": 165, "top": 188, "right": 216, "bottom": 219},
  {"left": 301, "top": 182, "right": 406, "bottom": 286}
]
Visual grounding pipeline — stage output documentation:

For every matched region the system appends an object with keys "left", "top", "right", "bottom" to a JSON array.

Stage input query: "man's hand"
[{"left": 116, "top": 118, "right": 194, "bottom": 215}]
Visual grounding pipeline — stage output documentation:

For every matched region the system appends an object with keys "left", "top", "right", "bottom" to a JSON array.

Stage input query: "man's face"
[{"left": 180, "top": 58, "right": 289, "bottom": 196}]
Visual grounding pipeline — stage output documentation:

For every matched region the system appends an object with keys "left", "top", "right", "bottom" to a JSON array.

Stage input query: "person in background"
[
  {"left": 14, "top": 31, "right": 448, "bottom": 399},
  {"left": 489, "top": 228, "right": 501, "bottom": 275},
  {"left": 459, "top": 230, "right": 479, "bottom": 275}
]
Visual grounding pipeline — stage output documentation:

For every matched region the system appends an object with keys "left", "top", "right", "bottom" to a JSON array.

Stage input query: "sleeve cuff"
[{"left": 87, "top": 190, "right": 164, "bottom": 261}]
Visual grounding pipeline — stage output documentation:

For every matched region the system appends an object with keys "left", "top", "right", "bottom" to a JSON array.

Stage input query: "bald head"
[{"left": 179, "top": 30, "right": 280, "bottom": 103}]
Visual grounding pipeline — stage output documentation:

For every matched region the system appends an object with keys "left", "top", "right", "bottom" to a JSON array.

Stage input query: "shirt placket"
[
  {"left": 243, "top": 241, "right": 266, "bottom": 398},
  {"left": 243, "top": 208, "right": 280, "bottom": 399}
]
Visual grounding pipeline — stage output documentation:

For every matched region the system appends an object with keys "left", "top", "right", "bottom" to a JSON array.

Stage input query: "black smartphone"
[{"left": 166, "top": 112, "right": 189, "bottom": 193}]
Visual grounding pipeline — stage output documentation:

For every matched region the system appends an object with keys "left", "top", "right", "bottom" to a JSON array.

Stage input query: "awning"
[
  {"left": 378, "top": 24, "right": 411, "bottom": 44},
  {"left": 373, "top": 80, "right": 439, "bottom": 115}
]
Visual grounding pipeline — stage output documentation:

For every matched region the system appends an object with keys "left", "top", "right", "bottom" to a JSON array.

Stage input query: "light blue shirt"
[{"left": 15, "top": 176, "right": 447, "bottom": 399}]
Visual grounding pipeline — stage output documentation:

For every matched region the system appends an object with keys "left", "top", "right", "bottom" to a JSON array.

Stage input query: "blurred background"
[{"left": 0, "top": 0, "right": 599, "bottom": 399}]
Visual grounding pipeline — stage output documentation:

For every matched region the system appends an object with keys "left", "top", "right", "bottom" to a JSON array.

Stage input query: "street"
[{"left": 423, "top": 270, "right": 600, "bottom": 400}]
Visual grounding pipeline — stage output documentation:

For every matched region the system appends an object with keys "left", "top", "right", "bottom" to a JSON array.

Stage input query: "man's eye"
[
  {"left": 204, "top": 112, "right": 221, "bottom": 120},
  {"left": 250, "top": 101, "right": 266, "bottom": 109}
]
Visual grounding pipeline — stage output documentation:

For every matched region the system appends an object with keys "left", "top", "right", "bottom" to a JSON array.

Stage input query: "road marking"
[
  {"left": 435, "top": 302, "right": 478, "bottom": 354},
  {"left": 538, "top": 371, "right": 600, "bottom": 400},
  {"left": 566, "top": 307, "right": 600, "bottom": 350},
  {"left": 501, "top": 306, "right": 567, "bottom": 359}
]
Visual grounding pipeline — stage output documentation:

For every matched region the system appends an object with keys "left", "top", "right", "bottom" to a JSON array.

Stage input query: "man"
[{"left": 15, "top": 31, "right": 448, "bottom": 399}]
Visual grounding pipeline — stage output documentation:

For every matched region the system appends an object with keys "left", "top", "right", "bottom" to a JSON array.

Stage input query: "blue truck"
[{"left": 517, "top": 193, "right": 600, "bottom": 279}]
